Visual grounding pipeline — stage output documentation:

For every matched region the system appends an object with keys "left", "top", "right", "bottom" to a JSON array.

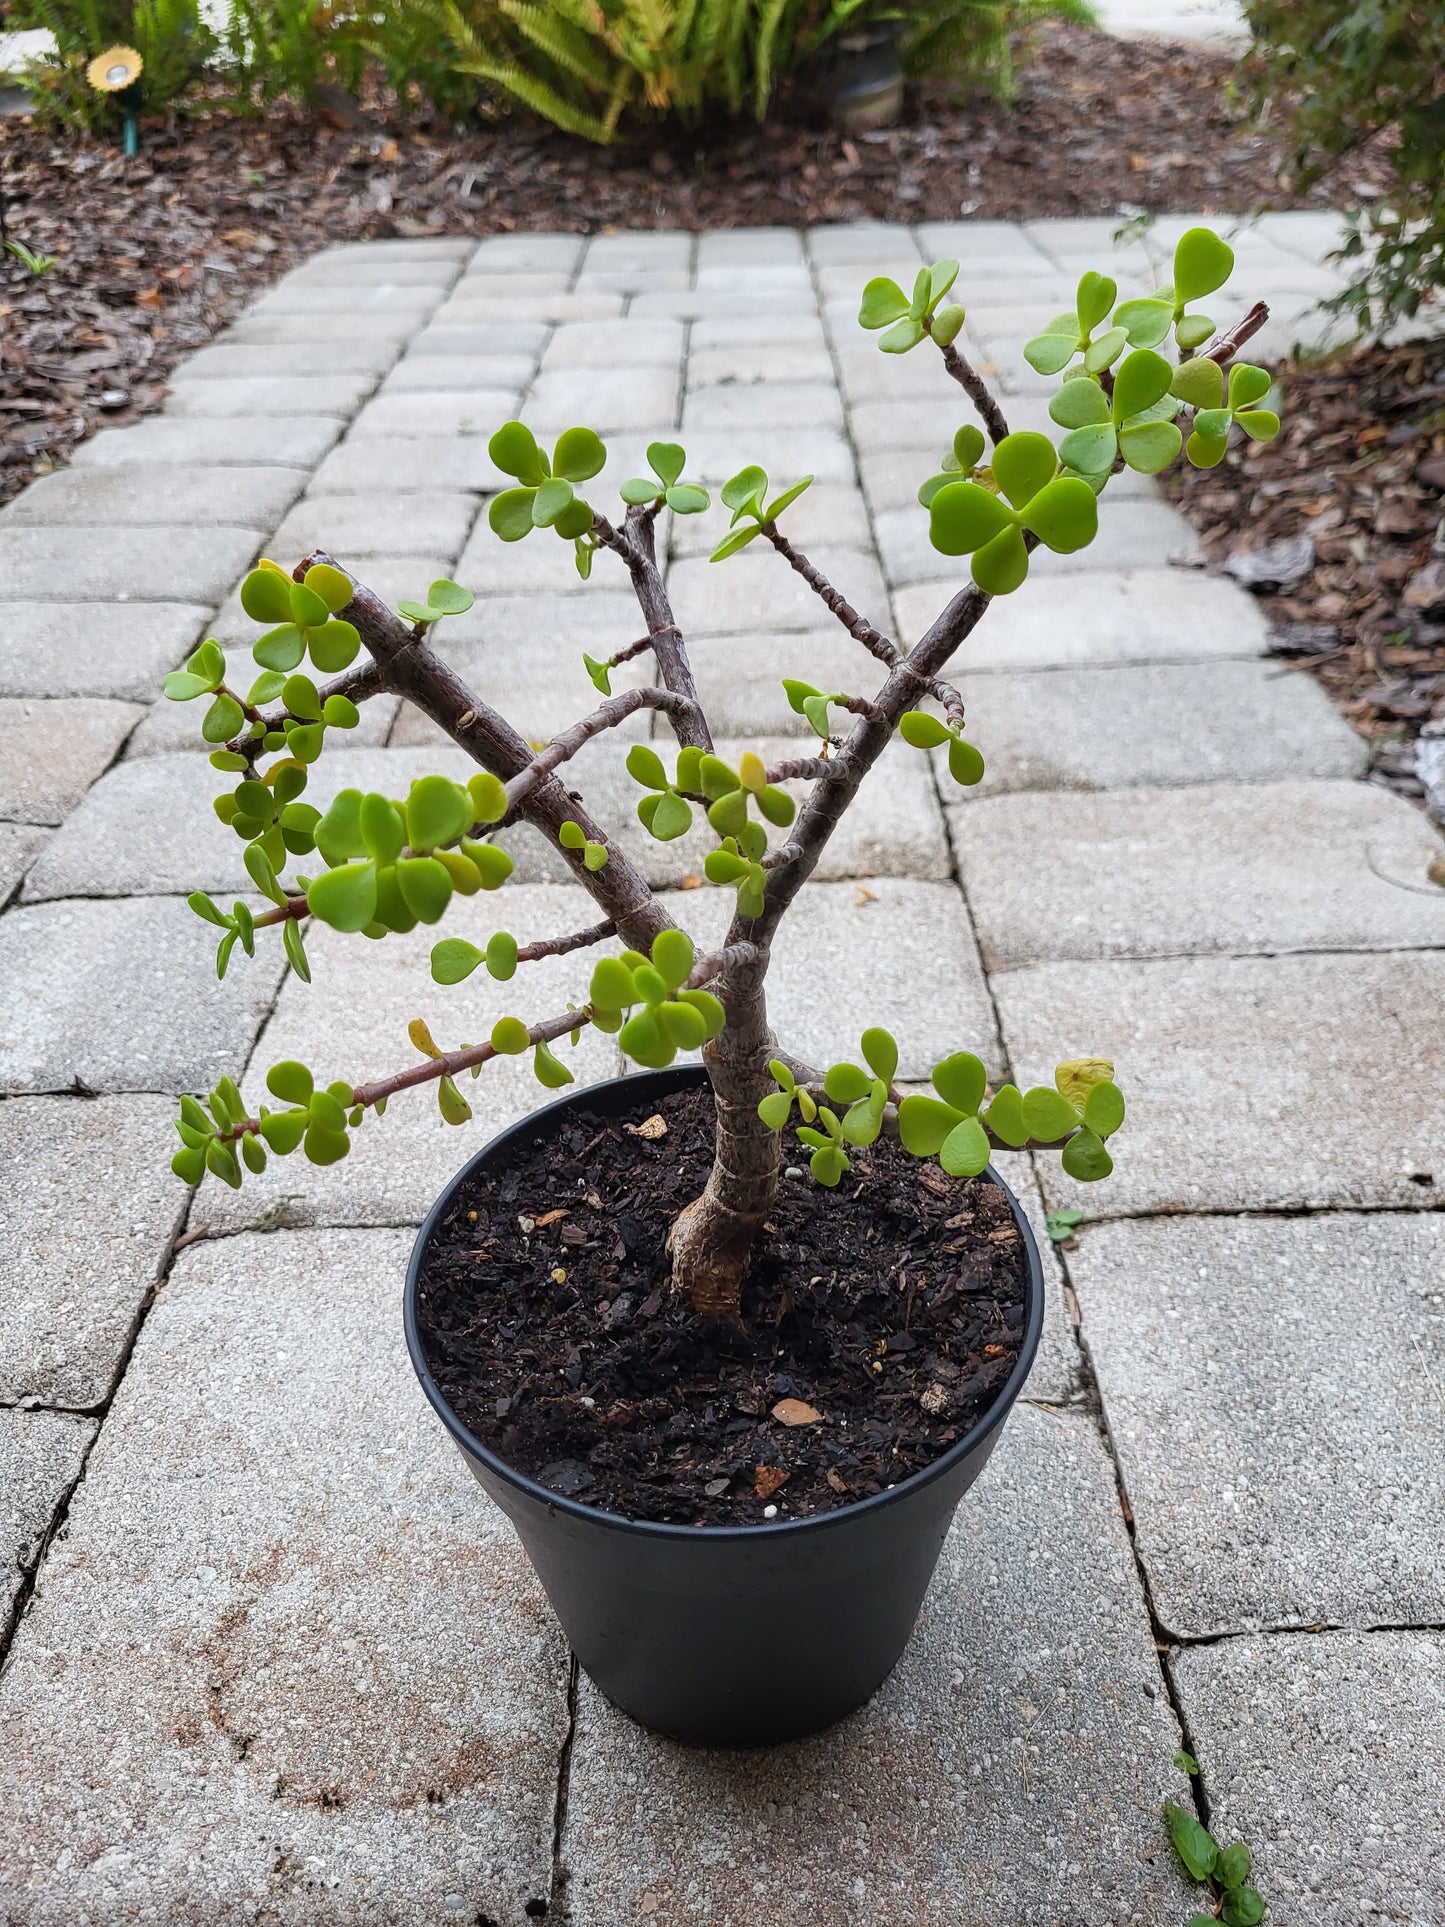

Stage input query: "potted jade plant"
[{"left": 166, "top": 227, "right": 1277, "bottom": 1746}]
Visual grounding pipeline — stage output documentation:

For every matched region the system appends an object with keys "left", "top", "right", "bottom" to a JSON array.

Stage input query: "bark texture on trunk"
[{"left": 667, "top": 949, "right": 779, "bottom": 1320}]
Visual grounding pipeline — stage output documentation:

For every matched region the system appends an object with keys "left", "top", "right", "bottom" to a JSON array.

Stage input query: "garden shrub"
[
  {"left": 13, "top": 0, "right": 214, "bottom": 127},
  {"left": 1245, "top": 0, "right": 1445, "bottom": 330},
  {"left": 433, "top": 0, "right": 1092, "bottom": 144}
]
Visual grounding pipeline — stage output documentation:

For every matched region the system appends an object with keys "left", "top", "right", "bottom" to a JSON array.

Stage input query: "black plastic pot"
[{"left": 405, "top": 1066, "right": 1044, "bottom": 1747}]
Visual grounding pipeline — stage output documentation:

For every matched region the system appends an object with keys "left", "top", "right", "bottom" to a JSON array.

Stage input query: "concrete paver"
[
  {"left": 949, "top": 659, "right": 1368, "bottom": 796},
  {"left": 1172, "top": 1634, "right": 1445, "bottom": 1924},
  {"left": 0, "top": 698, "right": 142, "bottom": 824},
  {"left": 0, "top": 1096, "right": 184, "bottom": 1406},
  {"left": 1071, "top": 1212, "right": 1445, "bottom": 1635},
  {"left": 0, "top": 1412, "right": 94, "bottom": 1626},
  {"left": 0, "top": 526, "right": 262, "bottom": 605},
  {"left": 957, "top": 779, "right": 1445, "bottom": 968},
  {"left": 0, "top": 1228, "right": 567, "bottom": 1924},
  {"left": 0, "top": 603, "right": 208, "bottom": 701},
  {"left": 994, "top": 951, "right": 1445, "bottom": 1216},
  {"left": 0, "top": 895, "right": 288, "bottom": 1097}
]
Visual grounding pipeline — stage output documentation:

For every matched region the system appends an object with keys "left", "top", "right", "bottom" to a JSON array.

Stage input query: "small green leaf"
[
  {"left": 992, "top": 431, "right": 1058, "bottom": 510},
  {"left": 763, "top": 476, "right": 812, "bottom": 521},
  {"left": 651, "top": 927, "right": 694, "bottom": 991},
  {"left": 1061, "top": 1130, "right": 1113, "bottom": 1182},
  {"left": 1074, "top": 270, "right": 1117, "bottom": 333},
  {"left": 899, "top": 710, "right": 950, "bottom": 749},
  {"left": 620, "top": 477, "right": 659, "bottom": 506},
  {"left": 897, "top": 1095, "right": 963, "bottom": 1158},
  {"left": 1171, "top": 357, "right": 1224, "bottom": 409},
  {"left": 1022, "top": 1086, "right": 1080, "bottom": 1142},
  {"left": 665, "top": 483, "right": 709, "bottom": 515},
  {"left": 282, "top": 915, "right": 310, "bottom": 982},
  {"left": 267, "top": 1059, "right": 314, "bottom": 1105},
  {"left": 307, "top": 619, "right": 359, "bottom": 674},
  {"left": 252, "top": 623, "right": 305, "bottom": 673},
  {"left": 939, "top": 1114, "right": 990, "bottom": 1177},
  {"left": 879, "top": 316, "right": 925, "bottom": 354},
  {"left": 1083, "top": 1080, "right": 1126, "bottom": 1139},
  {"left": 532, "top": 475, "right": 576, "bottom": 526},
  {"left": 758, "top": 1089, "right": 793, "bottom": 1131},
  {"left": 1050, "top": 377, "right": 1112, "bottom": 430},
  {"left": 489, "top": 420, "right": 548, "bottom": 484},
  {"left": 551, "top": 425, "right": 605, "bottom": 483},
  {"left": 626, "top": 743, "right": 668, "bottom": 791},
  {"left": 932, "top": 302, "right": 967, "bottom": 348},
  {"left": 647, "top": 790, "right": 693, "bottom": 841},
  {"left": 1217, "top": 1842, "right": 1251, "bottom": 1889},
  {"left": 1020, "top": 476, "right": 1099, "bottom": 554},
  {"left": 984, "top": 1084, "right": 1029, "bottom": 1147},
  {"left": 932, "top": 1051, "right": 986, "bottom": 1115},
  {"left": 1175, "top": 313, "right": 1215, "bottom": 352},
  {"left": 825, "top": 1061, "right": 872, "bottom": 1106},
  {"left": 490, "top": 1015, "right": 531, "bottom": 1055},
  {"left": 927, "top": 257, "right": 960, "bottom": 306},
  {"left": 1173, "top": 226, "right": 1234, "bottom": 304},
  {"left": 485, "top": 931, "right": 518, "bottom": 980},
  {"left": 860, "top": 1027, "right": 898, "bottom": 1086},
  {"left": 489, "top": 487, "right": 539, "bottom": 543},
  {"left": 1113, "top": 348, "right": 1175, "bottom": 422},
  {"left": 1163, "top": 1799, "right": 1219, "bottom": 1883},
  {"left": 1174, "top": 1749, "right": 1199, "bottom": 1776},
  {"left": 647, "top": 440, "right": 686, "bottom": 487},
  {"left": 1220, "top": 1888, "right": 1265, "bottom": 1927},
  {"left": 721, "top": 464, "right": 767, "bottom": 514},
  {"left": 432, "top": 938, "right": 485, "bottom": 985},
  {"left": 163, "top": 670, "right": 213, "bottom": 703},
  {"left": 307, "top": 859, "right": 378, "bottom": 934},
  {"left": 406, "top": 774, "right": 472, "bottom": 852},
  {"left": 929, "top": 481, "right": 1015, "bottom": 556},
  {"left": 590, "top": 956, "right": 635, "bottom": 1011},
  {"left": 396, "top": 855, "right": 453, "bottom": 924},
  {"left": 710, "top": 524, "right": 760, "bottom": 562},
  {"left": 1119, "top": 420, "right": 1183, "bottom": 474},
  {"left": 859, "top": 276, "right": 910, "bottom": 329},
  {"left": 1059, "top": 423, "right": 1117, "bottom": 477},
  {"left": 532, "top": 1040, "right": 574, "bottom": 1089},
  {"left": 971, "top": 525, "right": 1030, "bottom": 595},
  {"left": 201, "top": 694, "right": 245, "bottom": 744},
  {"left": 240, "top": 567, "right": 294, "bottom": 625},
  {"left": 1113, "top": 297, "right": 1174, "bottom": 349},
  {"left": 1045, "top": 1206, "right": 1085, "bottom": 1243},
  {"left": 1082, "top": 326, "right": 1128, "bottom": 374}
]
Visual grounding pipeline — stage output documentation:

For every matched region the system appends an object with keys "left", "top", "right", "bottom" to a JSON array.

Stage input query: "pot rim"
[{"left": 404, "top": 1066, "right": 1044, "bottom": 1544}]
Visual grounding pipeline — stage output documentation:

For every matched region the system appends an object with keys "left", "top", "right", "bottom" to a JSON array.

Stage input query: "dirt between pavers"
[{"left": 0, "top": 21, "right": 1390, "bottom": 508}]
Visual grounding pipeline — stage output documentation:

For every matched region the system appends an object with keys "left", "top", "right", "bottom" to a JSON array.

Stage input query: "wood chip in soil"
[
  {"left": 415, "top": 1085, "right": 1029, "bottom": 1526},
  {"left": 1166, "top": 337, "right": 1445, "bottom": 809},
  {"left": 0, "top": 20, "right": 1391, "bottom": 506}
]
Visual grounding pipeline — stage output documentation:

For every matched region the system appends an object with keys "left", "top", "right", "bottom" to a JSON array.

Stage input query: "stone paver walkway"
[{"left": 1, "top": 216, "right": 1443, "bottom": 1925}]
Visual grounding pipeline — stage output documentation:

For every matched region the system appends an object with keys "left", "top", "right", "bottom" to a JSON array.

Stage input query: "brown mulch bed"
[
  {"left": 1166, "top": 338, "right": 1445, "bottom": 810},
  {"left": 416, "top": 1083, "right": 1028, "bottom": 1526},
  {"left": 0, "top": 21, "right": 1389, "bottom": 507}
]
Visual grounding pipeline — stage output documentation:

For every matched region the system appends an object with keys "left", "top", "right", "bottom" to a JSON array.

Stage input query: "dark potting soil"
[{"left": 415, "top": 1084, "right": 1029, "bottom": 1526}]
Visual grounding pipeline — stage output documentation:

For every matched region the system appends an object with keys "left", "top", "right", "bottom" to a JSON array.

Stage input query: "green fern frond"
[
  {"left": 462, "top": 54, "right": 618, "bottom": 138},
  {"left": 498, "top": 0, "right": 615, "bottom": 88}
]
